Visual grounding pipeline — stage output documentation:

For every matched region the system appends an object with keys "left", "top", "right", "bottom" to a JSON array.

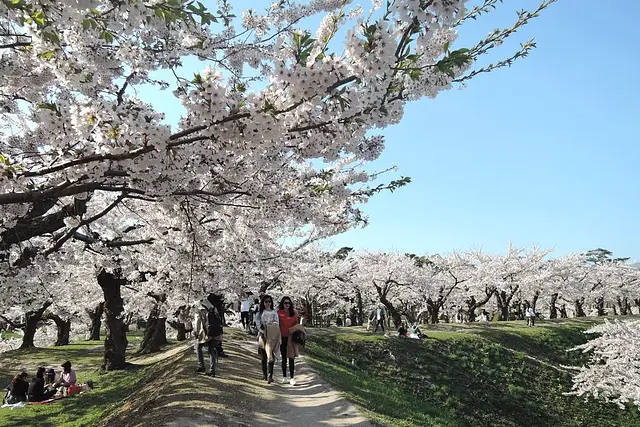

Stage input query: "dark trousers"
[
  {"left": 280, "top": 336, "right": 295, "bottom": 378},
  {"left": 241, "top": 311, "right": 250, "bottom": 329},
  {"left": 196, "top": 340, "right": 217, "bottom": 373},
  {"left": 260, "top": 349, "right": 274, "bottom": 379},
  {"left": 374, "top": 319, "right": 385, "bottom": 332}
]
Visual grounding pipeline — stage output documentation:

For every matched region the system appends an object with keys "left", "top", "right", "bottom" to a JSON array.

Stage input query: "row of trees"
[{"left": 277, "top": 246, "right": 640, "bottom": 328}]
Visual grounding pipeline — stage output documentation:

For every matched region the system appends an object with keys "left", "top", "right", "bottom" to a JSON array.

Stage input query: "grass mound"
[{"left": 305, "top": 318, "right": 640, "bottom": 427}]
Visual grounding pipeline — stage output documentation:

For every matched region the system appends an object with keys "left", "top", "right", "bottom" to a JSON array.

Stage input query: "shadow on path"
[{"left": 104, "top": 331, "right": 372, "bottom": 427}]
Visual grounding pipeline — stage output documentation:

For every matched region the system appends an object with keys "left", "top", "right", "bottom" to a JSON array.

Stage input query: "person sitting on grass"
[
  {"left": 3, "top": 372, "right": 28, "bottom": 404},
  {"left": 45, "top": 369, "right": 55, "bottom": 386},
  {"left": 411, "top": 323, "right": 426, "bottom": 339},
  {"left": 55, "top": 361, "right": 77, "bottom": 390},
  {"left": 28, "top": 367, "right": 57, "bottom": 402},
  {"left": 397, "top": 321, "right": 408, "bottom": 338}
]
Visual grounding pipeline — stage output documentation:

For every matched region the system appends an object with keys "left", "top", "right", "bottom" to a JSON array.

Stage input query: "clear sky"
[
  {"left": 146, "top": 1, "right": 639, "bottom": 260},
  {"left": 326, "top": 0, "right": 640, "bottom": 260}
]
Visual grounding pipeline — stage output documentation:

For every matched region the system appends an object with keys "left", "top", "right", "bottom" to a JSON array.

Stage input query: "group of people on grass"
[
  {"left": 194, "top": 293, "right": 306, "bottom": 385},
  {"left": 3, "top": 361, "right": 83, "bottom": 405}
]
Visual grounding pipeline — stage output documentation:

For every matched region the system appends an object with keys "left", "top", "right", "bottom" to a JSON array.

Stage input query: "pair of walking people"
[{"left": 256, "top": 295, "right": 305, "bottom": 385}]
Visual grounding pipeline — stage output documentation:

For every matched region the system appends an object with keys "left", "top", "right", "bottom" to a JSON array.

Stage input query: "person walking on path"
[
  {"left": 525, "top": 306, "right": 536, "bottom": 327},
  {"left": 240, "top": 293, "right": 252, "bottom": 330},
  {"left": 277, "top": 296, "right": 300, "bottom": 385},
  {"left": 373, "top": 305, "right": 386, "bottom": 333},
  {"left": 194, "top": 298, "right": 223, "bottom": 377},
  {"left": 256, "top": 294, "right": 280, "bottom": 384}
]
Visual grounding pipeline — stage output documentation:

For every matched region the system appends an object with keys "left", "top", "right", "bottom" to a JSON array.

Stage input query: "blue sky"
[
  {"left": 327, "top": 0, "right": 640, "bottom": 259},
  {"left": 146, "top": 1, "right": 639, "bottom": 260}
]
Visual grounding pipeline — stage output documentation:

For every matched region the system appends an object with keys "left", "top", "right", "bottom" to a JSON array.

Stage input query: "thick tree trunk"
[
  {"left": 617, "top": 297, "right": 630, "bottom": 316},
  {"left": 139, "top": 293, "right": 169, "bottom": 354},
  {"left": 426, "top": 299, "right": 439, "bottom": 324},
  {"left": 20, "top": 301, "right": 52, "bottom": 349},
  {"left": 21, "top": 314, "right": 40, "bottom": 349},
  {"left": 466, "top": 289, "right": 495, "bottom": 322},
  {"left": 348, "top": 306, "right": 357, "bottom": 327},
  {"left": 531, "top": 291, "right": 540, "bottom": 311},
  {"left": 549, "top": 293, "right": 558, "bottom": 319},
  {"left": 559, "top": 305, "right": 568, "bottom": 318},
  {"left": 595, "top": 297, "right": 606, "bottom": 316},
  {"left": 87, "top": 302, "right": 104, "bottom": 341},
  {"left": 574, "top": 299, "right": 586, "bottom": 317},
  {"left": 168, "top": 320, "right": 187, "bottom": 341},
  {"left": 379, "top": 299, "right": 401, "bottom": 328},
  {"left": 98, "top": 270, "right": 128, "bottom": 371},
  {"left": 495, "top": 291, "right": 510, "bottom": 321},
  {"left": 139, "top": 317, "right": 167, "bottom": 354},
  {"left": 44, "top": 313, "right": 71, "bottom": 346}
]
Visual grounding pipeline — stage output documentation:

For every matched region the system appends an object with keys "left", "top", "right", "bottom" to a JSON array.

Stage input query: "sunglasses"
[
  {"left": 264, "top": 300, "right": 273, "bottom": 304},
  {"left": 283, "top": 301, "right": 291, "bottom": 305}
]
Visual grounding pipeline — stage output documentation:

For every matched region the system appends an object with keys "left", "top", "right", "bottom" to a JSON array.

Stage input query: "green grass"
[
  {"left": 305, "top": 317, "right": 640, "bottom": 427},
  {"left": 0, "top": 331, "right": 22, "bottom": 340},
  {"left": 0, "top": 334, "right": 153, "bottom": 427}
]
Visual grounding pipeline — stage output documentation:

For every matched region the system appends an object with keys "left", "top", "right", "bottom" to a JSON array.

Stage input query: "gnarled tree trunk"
[
  {"left": 87, "top": 302, "right": 104, "bottom": 341},
  {"left": 44, "top": 313, "right": 71, "bottom": 346},
  {"left": 574, "top": 298, "right": 586, "bottom": 317},
  {"left": 98, "top": 270, "right": 128, "bottom": 371},
  {"left": 495, "top": 291, "right": 511, "bottom": 321},
  {"left": 549, "top": 293, "right": 558, "bottom": 319},
  {"left": 594, "top": 297, "right": 606, "bottom": 316},
  {"left": 20, "top": 301, "right": 53, "bottom": 349},
  {"left": 426, "top": 298, "right": 440, "bottom": 324},
  {"left": 139, "top": 293, "right": 168, "bottom": 354},
  {"left": 559, "top": 304, "right": 568, "bottom": 318},
  {"left": 139, "top": 317, "right": 167, "bottom": 354},
  {"left": 168, "top": 320, "right": 187, "bottom": 341},
  {"left": 617, "top": 297, "right": 631, "bottom": 315},
  {"left": 466, "top": 289, "right": 495, "bottom": 322}
]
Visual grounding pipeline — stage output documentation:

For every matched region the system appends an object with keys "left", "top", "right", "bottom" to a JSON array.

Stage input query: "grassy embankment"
[
  {"left": 305, "top": 317, "right": 640, "bottom": 427},
  {"left": 0, "top": 331, "right": 177, "bottom": 427}
]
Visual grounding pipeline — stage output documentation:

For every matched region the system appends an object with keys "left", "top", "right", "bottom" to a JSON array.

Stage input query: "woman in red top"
[{"left": 278, "top": 296, "right": 299, "bottom": 384}]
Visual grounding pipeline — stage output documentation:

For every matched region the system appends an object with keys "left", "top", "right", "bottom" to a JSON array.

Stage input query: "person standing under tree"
[
  {"left": 194, "top": 298, "right": 223, "bottom": 377},
  {"left": 277, "top": 296, "right": 299, "bottom": 385},
  {"left": 373, "top": 305, "right": 386, "bottom": 333}
]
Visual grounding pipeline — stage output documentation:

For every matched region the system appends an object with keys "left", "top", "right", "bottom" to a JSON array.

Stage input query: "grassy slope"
[
  {"left": 305, "top": 317, "right": 640, "bottom": 427},
  {"left": 0, "top": 333, "right": 154, "bottom": 427}
]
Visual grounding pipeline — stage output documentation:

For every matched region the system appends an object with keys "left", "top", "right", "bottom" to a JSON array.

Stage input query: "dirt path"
[{"left": 105, "top": 331, "right": 372, "bottom": 427}]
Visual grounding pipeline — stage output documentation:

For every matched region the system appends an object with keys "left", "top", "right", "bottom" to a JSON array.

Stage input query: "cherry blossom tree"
[
  {"left": 568, "top": 319, "right": 640, "bottom": 410},
  {"left": 1, "top": 0, "right": 558, "bottom": 364}
]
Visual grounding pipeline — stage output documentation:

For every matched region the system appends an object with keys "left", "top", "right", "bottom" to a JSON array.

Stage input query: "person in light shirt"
[
  {"left": 256, "top": 295, "right": 280, "bottom": 383},
  {"left": 55, "top": 361, "right": 77, "bottom": 389},
  {"left": 240, "top": 293, "right": 252, "bottom": 330}
]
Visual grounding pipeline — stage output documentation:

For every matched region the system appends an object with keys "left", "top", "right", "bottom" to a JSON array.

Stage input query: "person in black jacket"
[
  {"left": 3, "top": 372, "right": 28, "bottom": 404},
  {"left": 27, "top": 367, "right": 56, "bottom": 402}
]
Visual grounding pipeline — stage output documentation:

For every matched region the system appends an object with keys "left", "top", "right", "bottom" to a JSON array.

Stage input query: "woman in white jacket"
[{"left": 256, "top": 294, "right": 280, "bottom": 383}]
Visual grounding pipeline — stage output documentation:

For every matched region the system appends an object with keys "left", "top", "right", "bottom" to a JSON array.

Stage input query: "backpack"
[{"left": 206, "top": 307, "right": 223, "bottom": 338}]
